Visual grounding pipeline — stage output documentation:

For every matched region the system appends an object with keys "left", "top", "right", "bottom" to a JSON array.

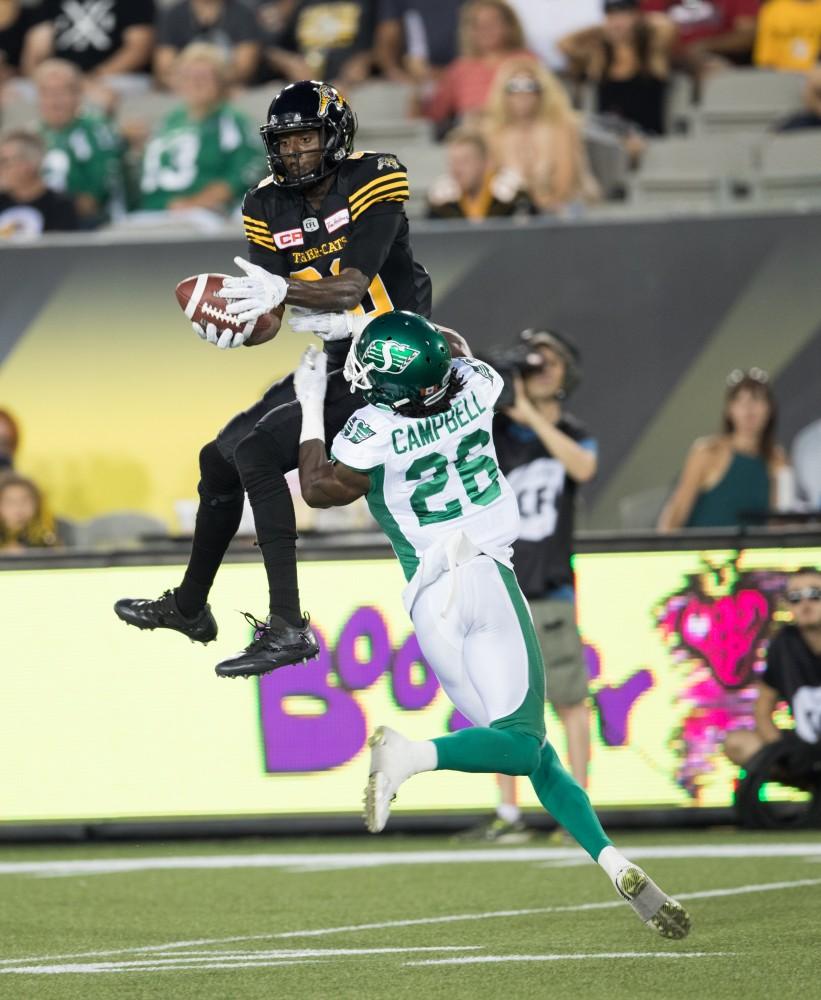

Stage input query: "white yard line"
[
  {"left": 0, "top": 876, "right": 817, "bottom": 971},
  {"left": 3, "top": 842, "right": 821, "bottom": 878},
  {"left": 0, "top": 946, "right": 480, "bottom": 976},
  {"left": 407, "top": 951, "right": 734, "bottom": 967}
]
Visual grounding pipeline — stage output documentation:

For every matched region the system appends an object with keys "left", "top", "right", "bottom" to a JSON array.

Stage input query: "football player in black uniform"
[{"left": 114, "top": 80, "right": 432, "bottom": 678}]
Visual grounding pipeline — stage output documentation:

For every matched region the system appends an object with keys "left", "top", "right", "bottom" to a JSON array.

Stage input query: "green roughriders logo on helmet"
[{"left": 362, "top": 340, "right": 420, "bottom": 375}]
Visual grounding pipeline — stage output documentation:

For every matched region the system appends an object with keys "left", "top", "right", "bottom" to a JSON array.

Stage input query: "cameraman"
[{"left": 461, "top": 328, "right": 597, "bottom": 843}]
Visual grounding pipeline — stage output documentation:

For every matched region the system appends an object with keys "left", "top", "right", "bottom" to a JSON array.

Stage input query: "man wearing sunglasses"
[{"left": 725, "top": 567, "right": 821, "bottom": 768}]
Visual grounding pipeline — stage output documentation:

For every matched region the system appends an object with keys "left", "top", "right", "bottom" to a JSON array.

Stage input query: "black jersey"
[
  {"left": 493, "top": 412, "right": 596, "bottom": 599},
  {"left": 763, "top": 626, "right": 821, "bottom": 744},
  {"left": 241, "top": 151, "right": 432, "bottom": 365}
]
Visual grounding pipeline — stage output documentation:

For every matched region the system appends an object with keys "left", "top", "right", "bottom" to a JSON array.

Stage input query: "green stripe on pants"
[{"left": 492, "top": 562, "right": 547, "bottom": 744}]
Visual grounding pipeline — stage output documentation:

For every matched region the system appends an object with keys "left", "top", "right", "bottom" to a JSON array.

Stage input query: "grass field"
[{"left": 1, "top": 830, "right": 820, "bottom": 1000}]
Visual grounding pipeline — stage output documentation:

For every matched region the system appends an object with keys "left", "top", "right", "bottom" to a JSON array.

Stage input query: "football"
[{"left": 174, "top": 273, "right": 283, "bottom": 343}]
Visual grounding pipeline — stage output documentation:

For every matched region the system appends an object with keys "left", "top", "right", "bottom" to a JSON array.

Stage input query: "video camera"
[{"left": 480, "top": 328, "right": 583, "bottom": 410}]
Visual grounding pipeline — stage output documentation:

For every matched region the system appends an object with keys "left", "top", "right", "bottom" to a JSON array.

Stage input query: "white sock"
[
  {"left": 597, "top": 845, "right": 631, "bottom": 885},
  {"left": 407, "top": 739, "right": 438, "bottom": 776},
  {"left": 497, "top": 803, "right": 521, "bottom": 824}
]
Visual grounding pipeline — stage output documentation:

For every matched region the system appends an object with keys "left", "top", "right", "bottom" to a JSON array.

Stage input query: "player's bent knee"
[
  {"left": 197, "top": 441, "right": 243, "bottom": 506},
  {"left": 498, "top": 730, "right": 542, "bottom": 776},
  {"left": 233, "top": 429, "right": 283, "bottom": 477},
  {"left": 724, "top": 730, "right": 760, "bottom": 766}
]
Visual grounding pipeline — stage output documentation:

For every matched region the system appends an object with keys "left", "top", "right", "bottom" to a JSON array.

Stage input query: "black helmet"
[{"left": 260, "top": 80, "right": 357, "bottom": 189}]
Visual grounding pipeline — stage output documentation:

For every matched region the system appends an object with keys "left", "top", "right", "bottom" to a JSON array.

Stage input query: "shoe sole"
[
  {"left": 214, "top": 652, "right": 319, "bottom": 680},
  {"left": 215, "top": 653, "right": 317, "bottom": 679},
  {"left": 364, "top": 727, "right": 390, "bottom": 833},
  {"left": 114, "top": 609, "right": 216, "bottom": 645},
  {"left": 617, "top": 867, "right": 692, "bottom": 940}
]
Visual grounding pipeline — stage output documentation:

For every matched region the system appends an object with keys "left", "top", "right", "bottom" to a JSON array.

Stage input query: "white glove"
[
  {"left": 192, "top": 321, "right": 253, "bottom": 350},
  {"left": 289, "top": 308, "right": 373, "bottom": 342},
  {"left": 294, "top": 346, "right": 328, "bottom": 443},
  {"left": 219, "top": 256, "right": 288, "bottom": 324}
]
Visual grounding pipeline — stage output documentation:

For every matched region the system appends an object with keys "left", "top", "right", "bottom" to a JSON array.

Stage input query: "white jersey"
[{"left": 330, "top": 358, "right": 520, "bottom": 592}]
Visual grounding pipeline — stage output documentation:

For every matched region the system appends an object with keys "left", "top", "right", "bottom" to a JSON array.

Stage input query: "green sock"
[
  {"left": 530, "top": 741, "right": 612, "bottom": 859},
  {"left": 433, "top": 727, "right": 541, "bottom": 776}
]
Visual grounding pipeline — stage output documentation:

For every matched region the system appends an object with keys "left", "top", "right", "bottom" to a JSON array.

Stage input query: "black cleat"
[
  {"left": 114, "top": 590, "right": 218, "bottom": 644},
  {"left": 215, "top": 613, "right": 319, "bottom": 678}
]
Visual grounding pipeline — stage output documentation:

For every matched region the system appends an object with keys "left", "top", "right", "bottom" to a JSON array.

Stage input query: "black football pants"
[{"left": 176, "top": 366, "right": 362, "bottom": 626}]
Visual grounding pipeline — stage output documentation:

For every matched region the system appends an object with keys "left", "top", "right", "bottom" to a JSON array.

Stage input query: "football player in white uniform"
[{"left": 292, "top": 309, "right": 691, "bottom": 940}]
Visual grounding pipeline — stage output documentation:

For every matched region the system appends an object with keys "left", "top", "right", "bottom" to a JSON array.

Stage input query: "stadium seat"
[
  {"left": 583, "top": 122, "right": 630, "bottom": 199},
  {"left": 347, "top": 81, "right": 414, "bottom": 126},
  {"left": 792, "top": 418, "right": 821, "bottom": 509},
  {"left": 116, "top": 90, "right": 178, "bottom": 132},
  {"left": 748, "top": 133, "right": 821, "bottom": 207},
  {"left": 627, "top": 134, "right": 759, "bottom": 209},
  {"left": 386, "top": 137, "right": 448, "bottom": 217},
  {"left": 618, "top": 486, "right": 670, "bottom": 530},
  {"left": 54, "top": 516, "right": 80, "bottom": 547},
  {"left": 691, "top": 69, "right": 804, "bottom": 136},
  {"left": 1, "top": 93, "right": 36, "bottom": 130},
  {"left": 78, "top": 512, "right": 168, "bottom": 548}
]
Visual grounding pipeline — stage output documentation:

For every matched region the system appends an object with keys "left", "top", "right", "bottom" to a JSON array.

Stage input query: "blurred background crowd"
[
  {"left": 2, "top": 0, "right": 821, "bottom": 552},
  {"left": 3, "top": 0, "right": 821, "bottom": 233}
]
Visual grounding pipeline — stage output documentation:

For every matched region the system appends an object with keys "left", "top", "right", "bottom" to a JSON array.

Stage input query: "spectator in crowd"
[
  {"left": 725, "top": 567, "right": 821, "bottom": 767},
  {"left": 560, "top": 0, "right": 676, "bottom": 138},
  {"left": 483, "top": 58, "right": 599, "bottom": 214},
  {"left": 35, "top": 59, "right": 124, "bottom": 226},
  {"left": 423, "top": 0, "right": 536, "bottom": 134},
  {"left": 641, "top": 0, "right": 760, "bottom": 76},
  {"left": 374, "top": 0, "right": 463, "bottom": 85},
  {"left": 266, "top": 0, "right": 377, "bottom": 87},
  {"left": 0, "top": 129, "right": 79, "bottom": 238},
  {"left": 776, "top": 64, "right": 821, "bottom": 129},
  {"left": 0, "top": 0, "right": 41, "bottom": 84},
  {"left": 507, "top": 0, "right": 604, "bottom": 73},
  {"left": 460, "top": 329, "right": 596, "bottom": 842},
  {"left": 22, "top": 0, "right": 155, "bottom": 84},
  {"left": 138, "top": 43, "right": 262, "bottom": 216},
  {"left": 0, "top": 407, "right": 20, "bottom": 470},
  {"left": 251, "top": 0, "right": 298, "bottom": 51},
  {"left": 155, "top": 0, "right": 262, "bottom": 88},
  {"left": 658, "top": 368, "right": 790, "bottom": 530},
  {"left": 0, "top": 471, "right": 59, "bottom": 552},
  {"left": 754, "top": 0, "right": 821, "bottom": 72},
  {"left": 426, "top": 127, "right": 535, "bottom": 219}
]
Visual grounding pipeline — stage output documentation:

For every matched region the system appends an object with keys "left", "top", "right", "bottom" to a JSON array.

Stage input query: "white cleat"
[
  {"left": 615, "top": 865, "right": 692, "bottom": 940},
  {"left": 364, "top": 726, "right": 411, "bottom": 834}
]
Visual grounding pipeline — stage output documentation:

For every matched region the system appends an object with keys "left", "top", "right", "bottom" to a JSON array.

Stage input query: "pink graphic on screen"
[{"left": 657, "top": 566, "right": 786, "bottom": 800}]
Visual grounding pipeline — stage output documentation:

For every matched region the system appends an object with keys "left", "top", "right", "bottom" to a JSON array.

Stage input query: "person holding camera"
[{"left": 460, "top": 328, "right": 597, "bottom": 842}]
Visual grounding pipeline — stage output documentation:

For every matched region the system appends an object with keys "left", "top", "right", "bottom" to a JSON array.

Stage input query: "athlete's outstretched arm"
[
  {"left": 298, "top": 442, "right": 369, "bottom": 509},
  {"left": 284, "top": 208, "right": 403, "bottom": 310},
  {"left": 437, "top": 326, "right": 472, "bottom": 358},
  {"left": 286, "top": 267, "right": 370, "bottom": 311},
  {"left": 293, "top": 346, "right": 370, "bottom": 508}
]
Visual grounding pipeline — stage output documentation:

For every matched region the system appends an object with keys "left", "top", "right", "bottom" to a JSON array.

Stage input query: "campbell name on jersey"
[
  {"left": 241, "top": 152, "right": 432, "bottom": 362},
  {"left": 330, "top": 358, "right": 520, "bottom": 584}
]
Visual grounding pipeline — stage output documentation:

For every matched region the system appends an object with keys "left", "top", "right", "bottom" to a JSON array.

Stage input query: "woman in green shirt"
[{"left": 658, "top": 368, "right": 790, "bottom": 531}]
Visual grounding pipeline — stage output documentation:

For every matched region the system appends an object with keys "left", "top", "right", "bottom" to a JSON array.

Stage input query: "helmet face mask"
[
  {"left": 261, "top": 81, "right": 357, "bottom": 189},
  {"left": 345, "top": 312, "right": 453, "bottom": 413}
]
